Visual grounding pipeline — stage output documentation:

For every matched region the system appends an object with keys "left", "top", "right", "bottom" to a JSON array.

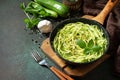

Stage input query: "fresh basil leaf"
[
  {"left": 24, "top": 18, "right": 30, "bottom": 24},
  {"left": 92, "top": 46, "right": 102, "bottom": 52},
  {"left": 76, "top": 39, "right": 86, "bottom": 48},
  {"left": 24, "top": 18, "right": 38, "bottom": 29},
  {"left": 31, "top": 18, "right": 39, "bottom": 26},
  {"left": 84, "top": 47, "right": 93, "bottom": 55},
  {"left": 26, "top": 21, "right": 33, "bottom": 29},
  {"left": 20, "top": 3, "right": 25, "bottom": 10},
  {"left": 88, "top": 39, "right": 94, "bottom": 47}
]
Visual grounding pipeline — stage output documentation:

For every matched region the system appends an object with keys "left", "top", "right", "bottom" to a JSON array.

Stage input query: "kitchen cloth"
[{"left": 82, "top": 0, "right": 120, "bottom": 77}]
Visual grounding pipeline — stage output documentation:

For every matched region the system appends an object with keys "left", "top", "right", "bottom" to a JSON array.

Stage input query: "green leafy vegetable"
[
  {"left": 84, "top": 45, "right": 102, "bottom": 55},
  {"left": 24, "top": 18, "right": 39, "bottom": 29},
  {"left": 91, "top": 46, "right": 102, "bottom": 52},
  {"left": 76, "top": 39, "right": 86, "bottom": 48},
  {"left": 20, "top": 2, "right": 25, "bottom": 10},
  {"left": 88, "top": 39, "right": 94, "bottom": 47},
  {"left": 76, "top": 39, "right": 102, "bottom": 55},
  {"left": 84, "top": 47, "right": 93, "bottom": 55},
  {"left": 20, "top": 2, "right": 40, "bottom": 28},
  {"left": 20, "top": 1, "right": 58, "bottom": 29}
]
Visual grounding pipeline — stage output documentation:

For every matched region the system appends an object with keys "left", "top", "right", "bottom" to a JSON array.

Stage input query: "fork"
[{"left": 31, "top": 49, "right": 74, "bottom": 80}]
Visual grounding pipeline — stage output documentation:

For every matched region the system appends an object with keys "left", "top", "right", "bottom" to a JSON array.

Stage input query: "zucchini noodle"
[{"left": 53, "top": 22, "right": 108, "bottom": 63}]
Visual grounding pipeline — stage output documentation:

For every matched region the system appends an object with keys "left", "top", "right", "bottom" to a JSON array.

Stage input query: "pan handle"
[{"left": 92, "top": 0, "right": 118, "bottom": 25}]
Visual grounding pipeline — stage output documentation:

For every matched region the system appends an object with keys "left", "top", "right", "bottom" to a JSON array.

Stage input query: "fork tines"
[{"left": 31, "top": 49, "right": 43, "bottom": 63}]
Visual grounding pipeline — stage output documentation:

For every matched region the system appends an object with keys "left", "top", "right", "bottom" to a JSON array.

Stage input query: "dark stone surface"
[{"left": 0, "top": 0, "right": 119, "bottom": 80}]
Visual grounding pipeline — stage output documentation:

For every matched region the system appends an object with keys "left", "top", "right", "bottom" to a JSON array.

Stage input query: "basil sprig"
[{"left": 76, "top": 39, "right": 102, "bottom": 55}]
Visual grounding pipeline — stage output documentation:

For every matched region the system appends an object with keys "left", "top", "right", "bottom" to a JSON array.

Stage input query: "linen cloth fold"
[{"left": 82, "top": 0, "right": 120, "bottom": 77}]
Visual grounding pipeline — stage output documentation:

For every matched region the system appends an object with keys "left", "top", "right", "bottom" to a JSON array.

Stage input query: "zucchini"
[
  {"left": 34, "top": 0, "right": 69, "bottom": 17},
  {"left": 43, "top": 7, "right": 58, "bottom": 18}
]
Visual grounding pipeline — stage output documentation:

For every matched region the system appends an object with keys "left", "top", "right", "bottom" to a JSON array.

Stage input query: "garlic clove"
[{"left": 37, "top": 20, "right": 52, "bottom": 33}]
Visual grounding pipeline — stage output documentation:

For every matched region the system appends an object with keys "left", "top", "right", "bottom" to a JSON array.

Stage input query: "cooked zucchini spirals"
[{"left": 53, "top": 22, "right": 108, "bottom": 63}]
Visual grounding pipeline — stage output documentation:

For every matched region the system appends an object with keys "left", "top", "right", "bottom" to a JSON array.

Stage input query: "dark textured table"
[{"left": 0, "top": 0, "right": 119, "bottom": 80}]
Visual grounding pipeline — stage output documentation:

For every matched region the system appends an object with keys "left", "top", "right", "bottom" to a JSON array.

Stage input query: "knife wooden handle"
[{"left": 50, "top": 66, "right": 74, "bottom": 80}]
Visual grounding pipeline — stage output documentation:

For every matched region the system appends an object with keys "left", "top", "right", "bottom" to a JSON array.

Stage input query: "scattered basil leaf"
[
  {"left": 76, "top": 39, "right": 102, "bottom": 55},
  {"left": 76, "top": 39, "right": 86, "bottom": 48},
  {"left": 84, "top": 47, "right": 93, "bottom": 55},
  {"left": 88, "top": 39, "right": 94, "bottom": 47},
  {"left": 92, "top": 46, "right": 102, "bottom": 52}
]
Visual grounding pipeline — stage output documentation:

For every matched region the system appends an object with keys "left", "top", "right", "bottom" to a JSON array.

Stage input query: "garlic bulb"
[{"left": 37, "top": 20, "right": 52, "bottom": 33}]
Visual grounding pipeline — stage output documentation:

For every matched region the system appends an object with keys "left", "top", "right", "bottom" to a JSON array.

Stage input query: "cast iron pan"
[{"left": 49, "top": 0, "right": 118, "bottom": 65}]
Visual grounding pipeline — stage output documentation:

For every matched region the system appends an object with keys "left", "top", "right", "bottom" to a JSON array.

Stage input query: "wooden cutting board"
[{"left": 40, "top": 38, "right": 110, "bottom": 77}]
